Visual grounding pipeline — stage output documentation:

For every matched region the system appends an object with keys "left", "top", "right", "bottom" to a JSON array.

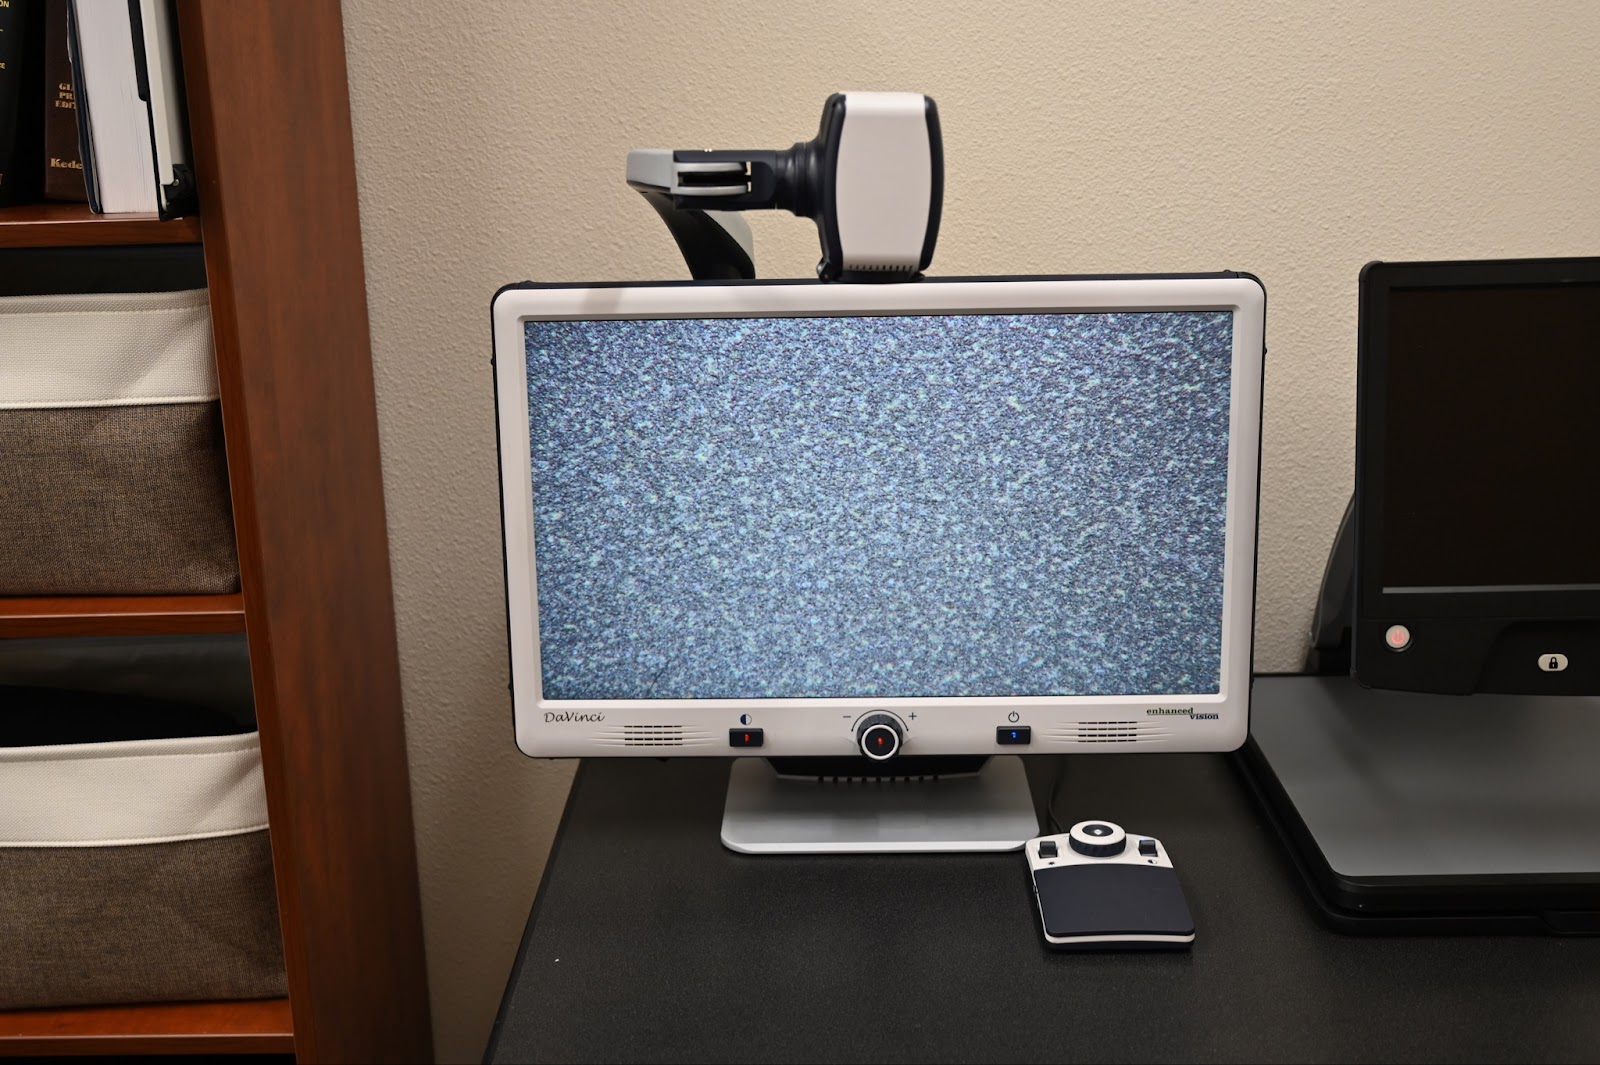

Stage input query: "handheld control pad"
[{"left": 1026, "top": 821, "right": 1195, "bottom": 950}]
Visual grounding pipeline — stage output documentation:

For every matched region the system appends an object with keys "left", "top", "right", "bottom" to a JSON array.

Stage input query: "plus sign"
[{"left": 908, "top": 712, "right": 918, "bottom": 720}]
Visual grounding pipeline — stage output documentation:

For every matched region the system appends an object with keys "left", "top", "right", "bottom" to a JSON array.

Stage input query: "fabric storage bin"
[
  {"left": 0, "top": 690, "right": 285, "bottom": 1010},
  {"left": 0, "top": 288, "right": 239, "bottom": 595},
  {"left": 0, "top": 634, "right": 255, "bottom": 722}
]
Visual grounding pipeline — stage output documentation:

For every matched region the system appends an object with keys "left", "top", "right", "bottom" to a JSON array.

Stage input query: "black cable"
[{"left": 1044, "top": 756, "right": 1069, "bottom": 834}]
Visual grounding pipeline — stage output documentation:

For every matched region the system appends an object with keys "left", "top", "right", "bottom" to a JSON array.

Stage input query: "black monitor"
[{"left": 1352, "top": 256, "right": 1600, "bottom": 694}]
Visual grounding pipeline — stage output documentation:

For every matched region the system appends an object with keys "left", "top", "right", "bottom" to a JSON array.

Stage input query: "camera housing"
[{"left": 626, "top": 92, "right": 943, "bottom": 282}]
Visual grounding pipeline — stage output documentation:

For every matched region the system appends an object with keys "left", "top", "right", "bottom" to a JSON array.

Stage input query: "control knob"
[
  {"left": 857, "top": 713, "right": 903, "bottom": 761},
  {"left": 1068, "top": 820, "right": 1128, "bottom": 857}
]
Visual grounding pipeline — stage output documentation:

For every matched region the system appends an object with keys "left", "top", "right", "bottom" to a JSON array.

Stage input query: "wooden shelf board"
[
  {"left": 0, "top": 593, "right": 246, "bottom": 638},
  {"left": 0, "top": 997, "right": 293, "bottom": 1056},
  {"left": 0, "top": 202, "right": 201, "bottom": 247}
]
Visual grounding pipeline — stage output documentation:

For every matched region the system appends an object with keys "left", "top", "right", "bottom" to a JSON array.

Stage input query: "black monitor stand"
[{"left": 1240, "top": 499, "right": 1600, "bottom": 933}]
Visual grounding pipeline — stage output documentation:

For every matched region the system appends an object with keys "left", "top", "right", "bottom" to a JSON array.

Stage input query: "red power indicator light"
[{"left": 743, "top": 733, "right": 751, "bottom": 742}]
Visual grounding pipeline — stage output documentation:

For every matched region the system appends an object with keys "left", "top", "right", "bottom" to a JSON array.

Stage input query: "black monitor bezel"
[{"left": 1353, "top": 256, "right": 1600, "bottom": 690}]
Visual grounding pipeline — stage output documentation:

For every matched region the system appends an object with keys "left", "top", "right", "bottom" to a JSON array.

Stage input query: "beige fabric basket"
[
  {"left": 0, "top": 289, "right": 238, "bottom": 595},
  {"left": 0, "top": 730, "right": 286, "bottom": 1009}
]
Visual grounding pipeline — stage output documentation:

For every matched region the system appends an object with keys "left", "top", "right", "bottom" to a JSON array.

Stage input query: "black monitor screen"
[{"left": 1382, "top": 282, "right": 1600, "bottom": 592}]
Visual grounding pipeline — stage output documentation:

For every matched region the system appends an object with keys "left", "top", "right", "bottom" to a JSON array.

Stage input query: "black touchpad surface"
[{"left": 1035, "top": 864, "right": 1195, "bottom": 938}]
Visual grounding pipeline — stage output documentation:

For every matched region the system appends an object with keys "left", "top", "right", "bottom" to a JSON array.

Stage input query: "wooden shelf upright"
[{"left": 0, "top": 2, "right": 432, "bottom": 1061}]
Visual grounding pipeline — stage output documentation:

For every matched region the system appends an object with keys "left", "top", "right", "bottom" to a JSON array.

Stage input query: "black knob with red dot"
[{"left": 857, "top": 713, "right": 904, "bottom": 761}]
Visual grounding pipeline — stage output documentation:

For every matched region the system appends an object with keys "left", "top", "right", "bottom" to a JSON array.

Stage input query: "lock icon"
[{"left": 1538, "top": 653, "right": 1569, "bottom": 673}]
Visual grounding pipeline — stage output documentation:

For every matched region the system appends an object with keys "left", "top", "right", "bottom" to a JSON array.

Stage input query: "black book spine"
[
  {"left": 63, "top": 0, "right": 98, "bottom": 211},
  {"left": 0, "top": 0, "right": 45, "bottom": 206},
  {"left": 41, "top": 0, "right": 83, "bottom": 200}
]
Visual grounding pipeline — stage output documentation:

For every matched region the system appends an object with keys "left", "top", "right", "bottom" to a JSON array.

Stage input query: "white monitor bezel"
[{"left": 493, "top": 277, "right": 1265, "bottom": 757}]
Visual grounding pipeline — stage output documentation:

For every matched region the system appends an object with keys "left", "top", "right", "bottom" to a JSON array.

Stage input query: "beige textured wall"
[{"left": 340, "top": 1, "right": 1600, "bottom": 1059}]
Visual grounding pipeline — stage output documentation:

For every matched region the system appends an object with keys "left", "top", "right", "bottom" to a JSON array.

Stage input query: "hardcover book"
[
  {"left": 0, "top": 0, "right": 45, "bottom": 206},
  {"left": 42, "top": 0, "right": 84, "bottom": 201}
]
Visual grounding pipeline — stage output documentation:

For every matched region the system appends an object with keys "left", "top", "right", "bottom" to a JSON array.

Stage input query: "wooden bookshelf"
[
  {"left": 0, "top": 3, "right": 433, "bottom": 1060},
  {"left": 0, "top": 202, "right": 202, "bottom": 248},
  {"left": 0, "top": 594, "right": 247, "bottom": 639},
  {"left": 0, "top": 997, "right": 294, "bottom": 1056}
]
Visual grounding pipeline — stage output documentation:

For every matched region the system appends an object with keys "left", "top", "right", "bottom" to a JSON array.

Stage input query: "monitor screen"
[
  {"left": 523, "top": 310, "right": 1234, "bottom": 701},
  {"left": 1381, "top": 282, "right": 1600, "bottom": 593}
]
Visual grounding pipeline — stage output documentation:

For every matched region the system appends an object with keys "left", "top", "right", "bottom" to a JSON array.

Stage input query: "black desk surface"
[{"left": 486, "top": 755, "right": 1600, "bottom": 1063}]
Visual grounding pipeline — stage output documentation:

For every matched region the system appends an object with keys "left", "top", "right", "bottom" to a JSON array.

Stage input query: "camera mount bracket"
[{"left": 626, "top": 92, "right": 943, "bottom": 282}]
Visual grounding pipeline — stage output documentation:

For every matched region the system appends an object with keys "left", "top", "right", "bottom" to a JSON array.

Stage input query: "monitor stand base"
[{"left": 720, "top": 754, "right": 1038, "bottom": 854}]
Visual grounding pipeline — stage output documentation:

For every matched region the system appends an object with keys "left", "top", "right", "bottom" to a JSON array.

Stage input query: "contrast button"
[
  {"left": 997, "top": 726, "right": 1032, "bottom": 745},
  {"left": 728, "top": 728, "right": 764, "bottom": 748},
  {"left": 1139, "top": 838, "right": 1158, "bottom": 857}
]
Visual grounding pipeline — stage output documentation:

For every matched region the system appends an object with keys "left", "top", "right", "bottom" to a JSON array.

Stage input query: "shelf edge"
[
  {"left": 0, "top": 593, "right": 246, "bottom": 638},
  {"left": 0, "top": 996, "right": 294, "bottom": 1057}
]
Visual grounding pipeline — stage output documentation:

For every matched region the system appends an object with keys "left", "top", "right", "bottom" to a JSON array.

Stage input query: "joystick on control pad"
[{"left": 1069, "top": 820, "right": 1127, "bottom": 857}]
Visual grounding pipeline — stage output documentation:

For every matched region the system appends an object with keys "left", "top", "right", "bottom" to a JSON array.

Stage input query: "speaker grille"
[
  {"left": 623, "top": 725, "right": 683, "bottom": 747},
  {"left": 590, "top": 725, "right": 715, "bottom": 749},
  {"left": 1045, "top": 721, "right": 1173, "bottom": 744}
]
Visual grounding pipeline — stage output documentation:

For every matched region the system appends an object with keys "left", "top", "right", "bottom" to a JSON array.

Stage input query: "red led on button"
[{"left": 728, "top": 728, "right": 764, "bottom": 748}]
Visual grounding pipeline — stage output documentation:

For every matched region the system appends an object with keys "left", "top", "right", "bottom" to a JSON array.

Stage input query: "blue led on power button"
[{"left": 997, "top": 726, "right": 1031, "bottom": 745}]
